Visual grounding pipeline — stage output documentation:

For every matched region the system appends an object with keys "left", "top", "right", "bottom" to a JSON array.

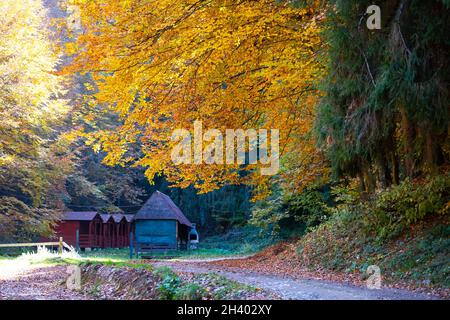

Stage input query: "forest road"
[
  {"left": 152, "top": 259, "right": 441, "bottom": 300},
  {"left": 0, "top": 258, "right": 441, "bottom": 300}
]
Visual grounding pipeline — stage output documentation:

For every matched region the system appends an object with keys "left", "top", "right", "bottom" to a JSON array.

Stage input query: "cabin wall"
[
  {"left": 135, "top": 219, "right": 177, "bottom": 248},
  {"left": 79, "top": 221, "right": 90, "bottom": 234},
  {"left": 54, "top": 221, "right": 79, "bottom": 246}
]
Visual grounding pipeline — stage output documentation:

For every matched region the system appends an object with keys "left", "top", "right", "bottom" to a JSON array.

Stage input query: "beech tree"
[
  {"left": 65, "top": 0, "right": 327, "bottom": 199},
  {"left": 0, "top": 0, "right": 70, "bottom": 240}
]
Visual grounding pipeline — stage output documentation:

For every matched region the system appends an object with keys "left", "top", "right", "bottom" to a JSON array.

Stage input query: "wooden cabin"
[
  {"left": 100, "top": 214, "right": 115, "bottom": 248},
  {"left": 52, "top": 192, "right": 193, "bottom": 253},
  {"left": 112, "top": 214, "right": 127, "bottom": 247},
  {"left": 53, "top": 211, "right": 135, "bottom": 249},
  {"left": 134, "top": 191, "right": 192, "bottom": 253},
  {"left": 53, "top": 211, "right": 103, "bottom": 248}
]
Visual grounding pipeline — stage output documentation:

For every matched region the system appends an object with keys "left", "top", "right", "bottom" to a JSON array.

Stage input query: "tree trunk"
[
  {"left": 377, "top": 149, "right": 391, "bottom": 188},
  {"left": 362, "top": 163, "right": 376, "bottom": 193},
  {"left": 391, "top": 152, "right": 400, "bottom": 185},
  {"left": 401, "top": 107, "right": 415, "bottom": 178},
  {"left": 424, "top": 126, "right": 438, "bottom": 174}
]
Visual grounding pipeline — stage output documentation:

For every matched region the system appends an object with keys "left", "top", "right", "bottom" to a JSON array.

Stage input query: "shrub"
[
  {"left": 251, "top": 185, "right": 331, "bottom": 237},
  {"left": 154, "top": 267, "right": 182, "bottom": 299},
  {"left": 374, "top": 176, "right": 449, "bottom": 224},
  {"left": 174, "top": 283, "right": 207, "bottom": 300},
  {"left": 285, "top": 187, "right": 331, "bottom": 229}
]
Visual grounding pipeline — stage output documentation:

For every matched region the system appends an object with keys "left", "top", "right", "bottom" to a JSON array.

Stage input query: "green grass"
[
  {"left": 198, "top": 225, "right": 277, "bottom": 253},
  {"left": 78, "top": 247, "right": 241, "bottom": 262},
  {"left": 0, "top": 245, "right": 237, "bottom": 270},
  {"left": 77, "top": 225, "right": 276, "bottom": 260}
]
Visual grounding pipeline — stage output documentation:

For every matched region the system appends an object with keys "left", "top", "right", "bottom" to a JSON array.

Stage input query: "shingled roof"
[
  {"left": 123, "top": 214, "right": 135, "bottom": 223},
  {"left": 100, "top": 214, "right": 114, "bottom": 223},
  {"left": 135, "top": 191, "right": 192, "bottom": 227},
  {"left": 62, "top": 211, "right": 99, "bottom": 221},
  {"left": 111, "top": 214, "right": 125, "bottom": 223}
]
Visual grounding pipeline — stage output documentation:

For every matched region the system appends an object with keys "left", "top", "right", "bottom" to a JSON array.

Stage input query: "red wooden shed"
[
  {"left": 111, "top": 214, "right": 126, "bottom": 248},
  {"left": 100, "top": 214, "right": 115, "bottom": 248},
  {"left": 53, "top": 211, "right": 103, "bottom": 248},
  {"left": 52, "top": 211, "right": 135, "bottom": 250}
]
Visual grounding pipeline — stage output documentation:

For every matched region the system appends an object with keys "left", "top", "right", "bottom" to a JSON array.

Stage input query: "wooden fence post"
[{"left": 58, "top": 237, "right": 63, "bottom": 255}]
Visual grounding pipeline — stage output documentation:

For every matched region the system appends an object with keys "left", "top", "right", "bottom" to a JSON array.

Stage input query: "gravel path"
[{"left": 153, "top": 259, "right": 441, "bottom": 300}]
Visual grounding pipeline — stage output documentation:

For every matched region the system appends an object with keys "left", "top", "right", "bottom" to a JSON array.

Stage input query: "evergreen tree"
[{"left": 315, "top": 0, "right": 449, "bottom": 192}]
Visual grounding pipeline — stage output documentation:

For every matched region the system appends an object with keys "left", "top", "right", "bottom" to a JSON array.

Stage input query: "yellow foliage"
[
  {"left": 0, "top": 0, "right": 72, "bottom": 229},
  {"left": 0, "top": 0, "right": 69, "bottom": 163},
  {"left": 66, "top": 0, "right": 328, "bottom": 198}
]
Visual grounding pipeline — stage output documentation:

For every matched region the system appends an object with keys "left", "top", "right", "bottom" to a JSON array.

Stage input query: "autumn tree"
[
  {"left": 0, "top": 0, "right": 70, "bottom": 240},
  {"left": 64, "top": 116, "right": 148, "bottom": 213},
  {"left": 66, "top": 0, "right": 327, "bottom": 199}
]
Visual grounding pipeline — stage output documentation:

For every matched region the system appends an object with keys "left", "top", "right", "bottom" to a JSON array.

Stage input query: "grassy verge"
[
  {"left": 76, "top": 225, "right": 276, "bottom": 260},
  {"left": 198, "top": 225, "right": 277, "bottom": 253},
  {"left": 297, "top": 212, "right": 449, "bottom": 287},
  {"left": 80, "top": 247, "right": 239, "bottom": 261}
]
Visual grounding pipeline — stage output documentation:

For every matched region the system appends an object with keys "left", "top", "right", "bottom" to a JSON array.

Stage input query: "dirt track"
[
  {"left": 0, "top": 258, "right": 442, "bottom": 300},
  {"left": 153, "top": 258, "right": 441, "bottom": 300}
]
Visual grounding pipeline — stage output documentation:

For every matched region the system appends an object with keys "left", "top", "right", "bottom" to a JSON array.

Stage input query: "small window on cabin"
[{"left": 190, "top": 234, "right": 198, "bottom": 241}]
